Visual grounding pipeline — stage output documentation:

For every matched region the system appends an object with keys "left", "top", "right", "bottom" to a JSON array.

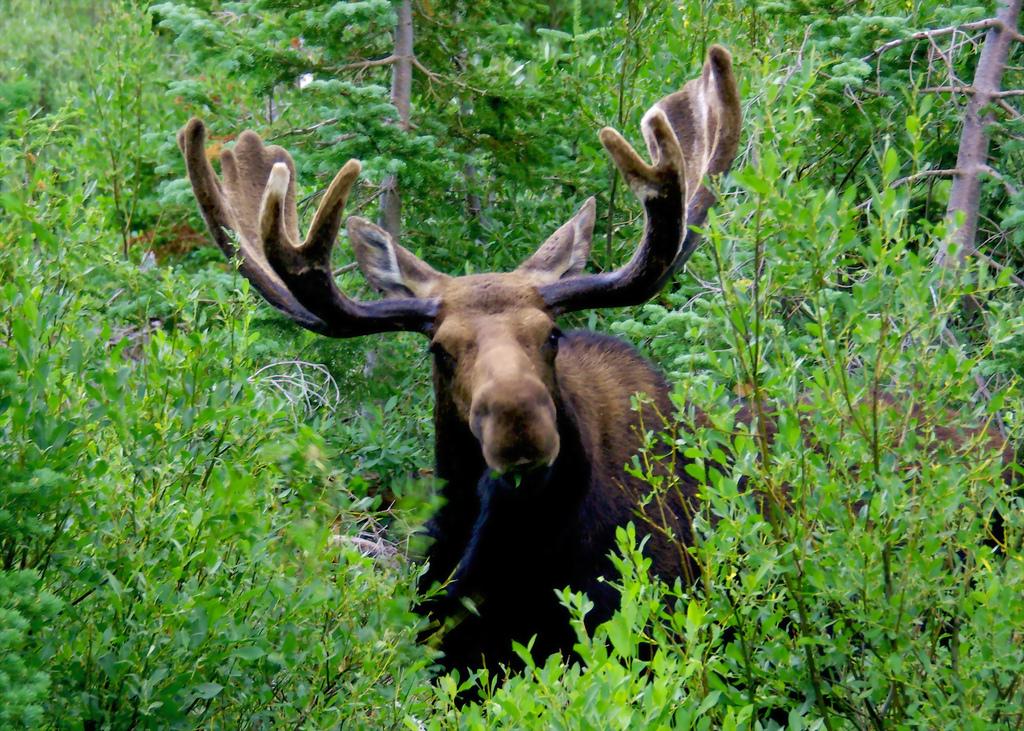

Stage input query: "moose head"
[
  {"left": 179, "top": 45, "right": 741, "bottom": 675},
  {"left": 179, "top": 45, "right": 740, "bottom": 476}
]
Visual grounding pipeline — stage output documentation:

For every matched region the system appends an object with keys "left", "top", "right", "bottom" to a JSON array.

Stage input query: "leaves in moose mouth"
[{"left": 486, "top": 464, "right": 545, "bottom": 490}]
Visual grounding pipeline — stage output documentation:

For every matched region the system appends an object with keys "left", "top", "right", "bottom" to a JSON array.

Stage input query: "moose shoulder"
[{"left": 178, "top": 46, "right": 742, "bottom": 677}]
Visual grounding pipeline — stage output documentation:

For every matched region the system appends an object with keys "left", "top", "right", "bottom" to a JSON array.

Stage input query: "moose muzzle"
[{"left": 469, "top": 374, "right": 559, "bottom": 474}]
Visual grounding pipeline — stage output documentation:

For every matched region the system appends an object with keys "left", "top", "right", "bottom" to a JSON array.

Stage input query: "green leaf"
[
  {"left": 695, "top": 690, "right": 721, "bottom": 716},
  {"left": 193, "top": 682, "right": 223, "bottom": 700},
  {"left": 233, "top": 646, "right": 265, "bottom": 661}
]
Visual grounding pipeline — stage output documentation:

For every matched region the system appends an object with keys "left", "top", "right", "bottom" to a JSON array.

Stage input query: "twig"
[
  {"left": 349, "top": 186, "right": 388, "bottom": 214},
  {"left": 311, "top": 133, "right": 359, "bottom": 149},
  {"left": 412, "top": 56, "right": 440, "bottom": 84},
  {"left": 249, "top": 360, "right": 341, "bottom": 420},
  {"left": 888, "top": 156, "right": 1020, "bottom": 211},
  {"left": 266, "top": 118, "right": 342, "bottom": 141},
  {"left": 777, "top": 26, "right": 812, "bottom": 89},
  {"left": 863, "top": 18, "right": 1010, "bottom": 61},
  {"left": 890, "top": 168, "right": 958, "bottom": 188},
  {"left": 921, "top": 85, "right": 1024, "bottom": 97},
  {"left": 997, "top": 98, "right": 1023, "bottom": 118},
  {"left": 332, "top": 54, "right": 400, "bottom": 73},
  {"left": 978, "top": 164, "right": 1021, "bottom": 197},
  {"left": 974, "top": 249, "right": 1024, "bottom": 287}
]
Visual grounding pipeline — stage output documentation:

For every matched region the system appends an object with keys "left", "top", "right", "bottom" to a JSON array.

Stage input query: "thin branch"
[
  {"left": 350, "top": 186, "right": 387, "bottom": 215},
  {"left": 332, "top": 54, "right": 400, "bottom": 73},
  {"left": 978, "top": 164, "right": 1021, "bottom": 197},
  {"left": 311, "top": 133, "right": 359, "bottom": 149},
  {"left": 996, "top": 98, "right": 1023, "bottom": 118},
  {"left": 412, "top": 56, "right": 440, "bottom": 84},
  {"left": 266, "top": 118, "right": 344, "bottom": 141},
  {"left": 778, "top": 26, "right": 812, "bottom": 88},
  {"left": 921, "top": 85, "right": 1024, "bottom": 96},
  {"left": 890, "top": 168, "right": 958, "bottom": 188},
  {"left": 974, "top": 249, "right": 1024, "bottom": 287},
  {"left": 863, "top": 18, "right": 1011, "bottom": 61},
  {"left": 894, "top": 165, "right": 1020, "bottom": 197},
  {"left": 940, "top": 327, "right": 1010, "bottom": 437}
]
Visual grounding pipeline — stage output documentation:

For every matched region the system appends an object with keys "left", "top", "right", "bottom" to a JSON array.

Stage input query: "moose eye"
[{"left": 430, "top": 342, "right": 456, "bottom": 371}]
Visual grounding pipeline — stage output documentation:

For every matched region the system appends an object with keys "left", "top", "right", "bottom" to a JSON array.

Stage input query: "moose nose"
[{"left": 469, "top": 378, "right": 559, "bottom": 473}]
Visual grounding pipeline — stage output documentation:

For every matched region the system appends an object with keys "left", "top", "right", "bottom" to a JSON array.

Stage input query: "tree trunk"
[
  {"left": 379, "top": 0, "right": 413, "bottom": 241},
  {"left": 453, "top": 46, "right": 483, "bottom": 223},
  {"left": 937, "top": 0, "right": 1022, "bottom": 268}
]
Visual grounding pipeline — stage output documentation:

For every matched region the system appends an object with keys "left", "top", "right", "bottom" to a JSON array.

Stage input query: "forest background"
[{"left": 1, "top": 0, "right": 1023, "bottom": 728}]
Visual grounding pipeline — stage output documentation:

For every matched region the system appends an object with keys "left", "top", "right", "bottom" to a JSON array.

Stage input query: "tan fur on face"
[
  {"left": 430, "top": 273, "right": 562, "bottom": 472},
  {"left": 342, "top": 206, "right": 601, "bottom": 472}
]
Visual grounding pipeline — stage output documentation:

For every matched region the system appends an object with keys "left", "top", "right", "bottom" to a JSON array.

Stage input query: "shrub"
[{"left": 0, "top": 571, "right": 59, "bottom": 729}]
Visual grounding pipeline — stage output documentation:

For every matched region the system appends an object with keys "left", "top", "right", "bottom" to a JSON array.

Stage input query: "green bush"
[
  {"left": 0, "top": 570, "right": 59, "bottom": 729},
  {"left": 1, "top": 98, "right": 435, "bottom": 728}
]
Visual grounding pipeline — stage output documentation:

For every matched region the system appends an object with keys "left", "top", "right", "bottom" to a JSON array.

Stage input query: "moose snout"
[{"left": 469, "top": 379, "right": 559, "bottom": 473}]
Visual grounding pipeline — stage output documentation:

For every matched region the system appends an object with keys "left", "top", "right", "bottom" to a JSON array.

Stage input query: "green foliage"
[
  {"left": 0, "top": 79, "right": 37, "bottom": 121},
  {"left": 609, "top": 58, "right": 1023, "bottom": 726},
  {"left": 1, "top": 85, "right": 434, "bottom": 728},
  {"left": 0, "top": 0, "right": 106, "bottom": 116},
  {"left": 77, "top": 4, "right": 178, "bottom": 255},
  {"left": 0, "top": 570, "right": 59, "bottom": 729},
  {"left": 1, "top": 0, "right": 1022, "bottom": 727}
]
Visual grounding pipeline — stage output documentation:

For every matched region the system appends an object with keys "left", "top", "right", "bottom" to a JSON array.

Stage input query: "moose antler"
[
  {"left": 539, "top": 45, "right": 741, "bottom": 313},
  {"left": 178, "top": 119, "right": 438, "bottom": 337}
]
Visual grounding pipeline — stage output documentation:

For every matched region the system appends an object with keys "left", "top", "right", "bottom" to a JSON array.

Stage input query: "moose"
[{"left": 177, "top": 46, "right": 742, "bottom": 677}]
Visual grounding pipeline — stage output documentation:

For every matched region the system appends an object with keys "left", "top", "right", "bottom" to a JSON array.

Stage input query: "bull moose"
[{"left": 177, "top": 45, "right": 742, "bottom": 678}]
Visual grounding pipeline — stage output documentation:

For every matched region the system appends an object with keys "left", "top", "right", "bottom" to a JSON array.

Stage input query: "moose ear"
[
  {"left": 516, "top": 197, "right": 596, "bottom": 285},
  {"left": 347, "top": 217, "right": 446, "bottom": 298}
]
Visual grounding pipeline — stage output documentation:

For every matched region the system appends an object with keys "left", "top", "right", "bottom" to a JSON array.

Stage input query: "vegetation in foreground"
[{"left": 1, "top": 0, "right": 1022, "bottom": 728}]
